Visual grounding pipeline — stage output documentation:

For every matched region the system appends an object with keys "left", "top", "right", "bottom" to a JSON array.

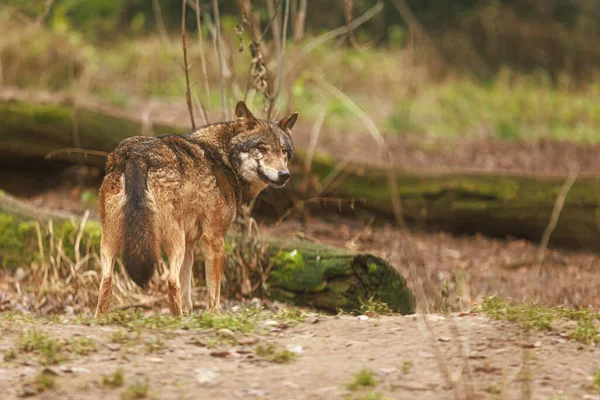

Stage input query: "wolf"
[{"left": 94, "top": 101, "right": 298, "bottom": 317}]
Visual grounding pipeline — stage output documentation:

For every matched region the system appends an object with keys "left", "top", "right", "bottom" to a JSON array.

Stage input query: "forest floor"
[{"left": 0, "top": 306, "right": 599, "bottom": 400}]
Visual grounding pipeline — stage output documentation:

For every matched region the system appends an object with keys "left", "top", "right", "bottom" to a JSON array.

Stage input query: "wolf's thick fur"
[{"left": 94, "top": 101, "right": 297, "bottom": 317}]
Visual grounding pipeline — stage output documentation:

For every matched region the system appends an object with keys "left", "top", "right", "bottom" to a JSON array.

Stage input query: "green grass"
[
  {"left": 120, "top": 380, "right": 150, "bottom": 400},
  {"left": 34, "top": 371, "right": 57, "bottom": 392},
  {"left": 401, "top": 360, "right": 413, "bottom": 374},
  {"left": 254, "top": 343, "right": 296, "bottom": 364},
  {"left": 68, "top": 336, "right": 97, "bottom": 355},
  {"left": 102, "top": 369, "right": 125, "bottom": 388},
  {"left": 18, "top": 330, "right": 65, "bottom": 365},
  {"left": 358, "top": 297, "right": 394, "bottom": 317},
  {"left": 593, "top": 370, "right": 600, "bottom": 390},
  {"left": 6, "top": 14, "right": 600, "bottom": 145},
  {"left": 347, "top": 369, "right": 377, "bottom": 391},
  {"left": 389, "top": 72, "right": 600, "bottom": 143},
  {"left": 479, "top": 296, "right": 600, "bottom": 342},
  {"left": 144, "top": 336, "right": 165, "bottom": 353}
]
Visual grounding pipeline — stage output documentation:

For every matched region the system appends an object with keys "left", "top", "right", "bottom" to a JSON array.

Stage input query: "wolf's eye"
[
  {"left": 258, "top": 145, "right": 268, "bottom": 154},
  {"left": 282, "top": 149, "right": 287, "bottom": 156}
]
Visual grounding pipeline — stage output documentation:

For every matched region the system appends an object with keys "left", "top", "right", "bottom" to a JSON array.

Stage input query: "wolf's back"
[{"left": 122, "top": 160, "right": 159, "bottom": 287}]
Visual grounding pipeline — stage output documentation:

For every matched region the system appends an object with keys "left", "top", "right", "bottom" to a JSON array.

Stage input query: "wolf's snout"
[{"left": 278, "top": 169, "right": 291, "bottom": 182}]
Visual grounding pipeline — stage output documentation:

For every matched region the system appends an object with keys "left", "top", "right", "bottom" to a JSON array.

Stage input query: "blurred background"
[{"left": 2, "top": 0, "right": 600, "bottom": 314}]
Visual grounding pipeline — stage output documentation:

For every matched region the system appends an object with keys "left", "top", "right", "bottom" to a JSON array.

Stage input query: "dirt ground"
[{"left": 0, "top": 311, "right": 599, "bottom": 400}]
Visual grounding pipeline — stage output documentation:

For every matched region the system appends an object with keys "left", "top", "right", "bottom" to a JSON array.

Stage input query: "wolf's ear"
[
  {"left": 278, "top": 112, "right": 299, "bottom": 135},
  {"left": 234, "top": 100, "right": 256, "bottom": 131}
]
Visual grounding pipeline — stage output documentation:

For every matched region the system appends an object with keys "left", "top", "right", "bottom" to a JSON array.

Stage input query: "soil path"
[{"left": 1, "top": 313, "right": 599, "bottom": 400}]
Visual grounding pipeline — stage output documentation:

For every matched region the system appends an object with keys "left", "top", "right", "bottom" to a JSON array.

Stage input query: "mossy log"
[
  {"left": 3, "top": 97, "right": 600, "bottom": 251},
  {"left": 0, "top": 191, "right": 416, "bottom": 314}
]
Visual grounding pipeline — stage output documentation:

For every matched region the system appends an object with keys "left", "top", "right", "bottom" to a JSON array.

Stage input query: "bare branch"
[
  {"left": 268, "top": 0, "right": 290, "bottom": 119},
  {"left": 266, "top": 0, "right": 281, "bottom": 55},
  {"left": 195, "top": 0, "right": 212, "bottom": 111},
  {"left": 212, "top": 0, "right": 229, "bottom": 120},
  {"left": 293, "top": 0, "right": 307, "bottom": 42},
  {"left": 286, "top": 1, "right": 383, "bottom": 76},
  {"left": 536, "top": 168, "right": 579, "bottom": 267},
  {"left": 182, "top": 0, "right": 196, "bottom": 130},
  {"left": 36, "top": 0, "right": 56, "bottom": 25},
  {"left": 343, "top": 0, "right": 361, "bottom": 49},
  {"left": 152, "top": 0, "right": 170, "bottom": 46}
]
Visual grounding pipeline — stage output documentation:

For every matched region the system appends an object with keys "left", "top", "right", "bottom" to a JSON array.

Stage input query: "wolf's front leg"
[{"left": 201, "top": 236, "right": 226, "bottom": 312}]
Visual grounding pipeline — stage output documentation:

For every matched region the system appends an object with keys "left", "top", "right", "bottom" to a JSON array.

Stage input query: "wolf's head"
[{"left": 229, "top": 101, "right": 297, "bottom": 190}]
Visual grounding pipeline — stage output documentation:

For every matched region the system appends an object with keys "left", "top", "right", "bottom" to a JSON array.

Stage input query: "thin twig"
[
  {"left": 293, "top": 0, "right": 307, "bottom": 42},
  {"left": 303, "top": 110, "right": 327, "bottom": 180},
  {"left": 212, "top": 0, "right": 228, "bottom": 120},
  {"left": 536, "top": 168, "right": 579, "bottom": 267},
  {"left": 316, "top": 76, "right": 383, "bottom": 146},
  {"left": 276, "top": 197, "right": 363, "bottom": 225},
  {"left": 343, "top": 0, "right": 361, "bottom": 49},
  {"left": 36, "top": 0, "right": 55, "bottom": 25},
  {"left": 152, "top": 0, "right": 170, "bottom": 46},
  {"left": 45, "top": 148, "right": 109, "bottom": 160},
  {"left": 266, "top": 0, "right": 281, "bottom": 56},
  {"left": 195, "top": 0, "right": 212, "bottom": 111},
  {"left": 285, "top": 2, "right": 383, "bottom": 76},
  {"left": 269, "top": 0, "right": 291, "bottom": 119},
  {"left": 182, "top": 0, "right": 196, "bottom": 130}
]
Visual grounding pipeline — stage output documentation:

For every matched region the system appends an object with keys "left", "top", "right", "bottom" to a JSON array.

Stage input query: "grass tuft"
[
  {"left": 34, "top": 372, "right": 56, "bottom": 392},
  {"left": 18, "top": 330, "right": 65, "bottom": 365},
  {"left": 401, "top": 360, "right": 413, "bottom": 374},
  {"left": 254, "top": 343, "right": 296, "bottom": 364},
  {"left": 479, "top": 296, "right": 600, "bottom": 342},
  {"left": 347, "top": 368, "right": 377, "bottom": 391},
  {"left": 358, "top": 297, "right": 394, "bottom": 317},
  {"left": 102, "top": 369, "right": 125, "bottom": 388},
  {"left": 120, "top": 380, "right": 150, "bottom": 400}
]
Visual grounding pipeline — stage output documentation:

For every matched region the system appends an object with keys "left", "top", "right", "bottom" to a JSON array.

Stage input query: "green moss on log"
[
  {"left": 266, "top": 239, "right": 415, "bottom": 314},
  {"left": 0, "top": 98, "right": 183, "bottom": 165}
]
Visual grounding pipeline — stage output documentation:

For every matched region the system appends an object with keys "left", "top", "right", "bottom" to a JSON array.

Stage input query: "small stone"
[
  {"left": 41, "top": 367, "right": 61, "bottom": 376},
  {"left": 286, "top": 344, "right": 303, "bottom": 354},
  {"left": 427, "top": 315, "right": 445, "bottom": 322},
  {"left": 20, "top": 384, "right": 37, "bottom": 397},
  {"left": 242, "top": 388, "right": 266, "bottom": 396},
  {"left": 357, "top": 315, "right": 369, "bottom": 321},
  {"left": 195, "top": 368, "right": 220, "bottom": 386},
  {"left": 147, "top": 357, "right": 163, "bottom": 363},
  {"left": 59, "top": 366, "right": 91, "bottom": 374},
  {"left": 216, "top": 329, "right": 236, "bottom": 341},
  {"left": 105, "top": 343, "right": 121, "bottom": 351},
  {"left": 438, "top": 336, "right": 451, "bottom": 342},
  {"left": 210, "top": 350, "right": 232, "bottom": 358},
  {"left": 282, "top": 381, "right": 299, "bottom": 389},
  {"left": 238, "top": 337, "right": 259, "bottom": 346},
  {"left": 15, "top": 268, "right": 27, "bottom": 282}
]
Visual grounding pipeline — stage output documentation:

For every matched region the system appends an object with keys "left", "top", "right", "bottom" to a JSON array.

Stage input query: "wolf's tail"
[{"left": 122, "top": 160, "right": 158, "bottom": 288}]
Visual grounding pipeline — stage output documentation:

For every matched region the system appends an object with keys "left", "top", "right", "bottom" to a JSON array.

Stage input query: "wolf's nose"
[{"left": 278, "top": 170, "right": 291, "bottom": 181}]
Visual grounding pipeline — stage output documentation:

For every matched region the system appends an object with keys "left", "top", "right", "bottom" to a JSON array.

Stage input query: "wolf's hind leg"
[
  {"left": 179, "top": 247, "right": 194, "bottom": 315},
  {"left": 201, "top": 236, "right": 226, "bottom": 313},
  {"left": 164, "top": 230, "right": 185, "bottom": 316},
  {"left": 94, "top": 238, "right": 118, "bottom": 318}
]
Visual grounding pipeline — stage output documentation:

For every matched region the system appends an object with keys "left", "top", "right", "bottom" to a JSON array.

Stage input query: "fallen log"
[
  {"left": 0, "top": 191, "right": 416, "bottom": 314},
  {"left": 2, "top": 96, "right": 600, "bottom": 251}
]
